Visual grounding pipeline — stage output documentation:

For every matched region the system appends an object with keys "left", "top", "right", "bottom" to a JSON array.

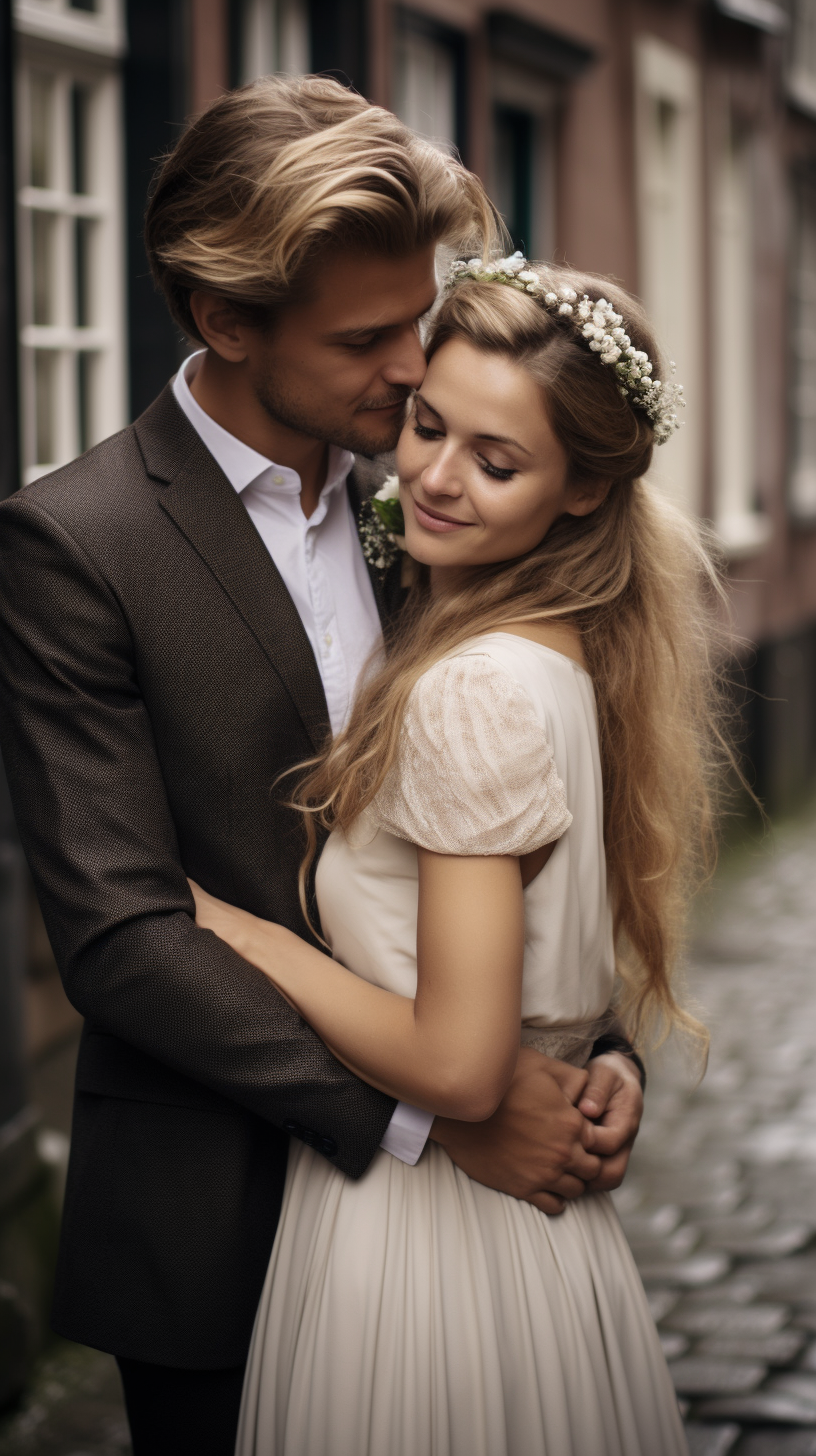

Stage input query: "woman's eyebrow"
[
  {"left": 415, "top": 392, "right": 443, "bottom": 419},
  {"left": 476, "top": 432, "right": 532, "bottom": 456},
  {"left": 416, "top": 395, "right": 531, "bottom": 455}
]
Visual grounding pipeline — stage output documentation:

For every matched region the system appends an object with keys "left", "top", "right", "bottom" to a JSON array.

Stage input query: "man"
[{"left": 0, "top": 76, "right": 643, "bottom": 1455}]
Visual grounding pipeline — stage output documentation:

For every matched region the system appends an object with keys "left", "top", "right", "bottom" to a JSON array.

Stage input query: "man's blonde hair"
[{"left": 145, "top": 75, "right": 501, "bottom": 339}]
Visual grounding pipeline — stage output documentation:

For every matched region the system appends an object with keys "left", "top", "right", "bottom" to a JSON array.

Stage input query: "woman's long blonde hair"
[{"left": 295, "top": 267, "right": 732, "bottom": 1050}]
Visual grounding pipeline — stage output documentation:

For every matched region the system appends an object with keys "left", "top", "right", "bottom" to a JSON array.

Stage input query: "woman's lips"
[{"left": 411, "top": 498, "right": 472, "bottom": 533}]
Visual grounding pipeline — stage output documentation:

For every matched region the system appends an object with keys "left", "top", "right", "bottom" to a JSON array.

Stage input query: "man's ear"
[
  {"left": 563, "top": 476, "right": 613, "bottom": 519},
  {"left": 189, "top": 291, "right": 250, "bottom": 363}
]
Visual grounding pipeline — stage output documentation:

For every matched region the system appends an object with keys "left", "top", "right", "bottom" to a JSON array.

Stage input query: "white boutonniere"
[{"left": 358, "top": 475, "right": 406, "bottom": 575}]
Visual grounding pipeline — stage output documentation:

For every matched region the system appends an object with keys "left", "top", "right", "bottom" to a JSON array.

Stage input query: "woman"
[{"left": 193, "top": 258, "right": 722, "bottom": 1454}]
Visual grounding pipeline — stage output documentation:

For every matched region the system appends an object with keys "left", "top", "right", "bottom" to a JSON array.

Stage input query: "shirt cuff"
[{"left": 380, "top": 1101, "right": 434, "bottom": 1165}]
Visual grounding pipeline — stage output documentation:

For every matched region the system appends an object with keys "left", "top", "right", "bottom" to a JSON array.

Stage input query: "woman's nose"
[{"left": 421, "top": 450, "right": 462, "bottom": 498}]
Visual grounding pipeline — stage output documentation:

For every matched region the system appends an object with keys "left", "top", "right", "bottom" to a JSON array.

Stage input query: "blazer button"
[{"left": 320, "top": 1136, "right": 338, "bottom": 1157}]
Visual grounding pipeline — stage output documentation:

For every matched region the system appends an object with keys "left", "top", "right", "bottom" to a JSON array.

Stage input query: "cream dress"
[{"left": 236, "top": 634, "right": 688, "bottom": 1456}]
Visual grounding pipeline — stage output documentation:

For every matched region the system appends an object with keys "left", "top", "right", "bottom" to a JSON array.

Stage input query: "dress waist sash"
[{"left": 519, "top": 1015, "right": 614, "bottom": 1068}]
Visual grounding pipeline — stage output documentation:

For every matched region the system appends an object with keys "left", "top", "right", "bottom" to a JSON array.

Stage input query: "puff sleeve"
[{"left": 371, "top": 652, "right": 572, "bottom": 856}]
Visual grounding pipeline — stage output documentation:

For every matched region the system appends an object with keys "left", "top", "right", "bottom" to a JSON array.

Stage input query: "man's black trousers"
[{"left": 117, "top": 1356, "right": 246, "bottom": 1456}]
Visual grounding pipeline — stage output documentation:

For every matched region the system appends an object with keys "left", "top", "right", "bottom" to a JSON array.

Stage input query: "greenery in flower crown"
[
  {"left": 446, "top": 252, "right": 684, "bottom": 446},
  {"left": 359, "top": 475, "right": 405, "bottom": 573}
]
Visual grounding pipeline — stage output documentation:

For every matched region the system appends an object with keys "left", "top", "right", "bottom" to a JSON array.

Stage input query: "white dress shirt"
[{"left": 173, "top": 353, "right": 433, "bottom": 1164}]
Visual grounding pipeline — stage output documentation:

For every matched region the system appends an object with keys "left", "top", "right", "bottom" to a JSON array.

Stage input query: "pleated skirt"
[{"left": 236, "top": 1142, "right": 688, "bottom": 1456}]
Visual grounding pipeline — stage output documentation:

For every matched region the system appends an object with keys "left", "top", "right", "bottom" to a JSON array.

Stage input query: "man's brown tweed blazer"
[{"left": 0, "top": 385, "right": 402, "bottom": 1368}]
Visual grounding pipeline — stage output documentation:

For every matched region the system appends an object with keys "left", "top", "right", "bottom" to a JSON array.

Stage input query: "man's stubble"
[{"left": 253, "top": 370, "right": 410, "bottom": 460}]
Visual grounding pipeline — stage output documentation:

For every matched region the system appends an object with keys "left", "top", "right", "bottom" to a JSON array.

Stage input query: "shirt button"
[
  {"left": 323, "top": 633, "right": 332, "bottom": 648},
  {"left": 273, "top": 474, "right": 284, "bottom": 485}
]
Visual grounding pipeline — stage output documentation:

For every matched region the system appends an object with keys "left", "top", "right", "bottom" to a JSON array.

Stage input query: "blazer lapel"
[{"left": 135, "top": 387, "right": 330, "bottom": 752}]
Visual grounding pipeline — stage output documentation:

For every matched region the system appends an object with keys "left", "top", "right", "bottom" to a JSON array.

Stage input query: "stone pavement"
[
  {"left": 615, "top": 800, "right": 816, "bottom": 1456},
  {"left": 0, "top": 1340, "right": 129, "bottom": 1455},
  {"left": 1, "top": 802, "right": 816, "bottom": 1454}
]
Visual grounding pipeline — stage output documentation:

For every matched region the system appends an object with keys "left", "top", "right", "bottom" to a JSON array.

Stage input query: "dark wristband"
[{"left": 588, "top": 1034, "right": 646, "bottom": 1091}]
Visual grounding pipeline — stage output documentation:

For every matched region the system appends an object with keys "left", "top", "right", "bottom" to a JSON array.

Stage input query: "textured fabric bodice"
[{"left": 316, "top": 633, "right": 616, "bottom": 1031}]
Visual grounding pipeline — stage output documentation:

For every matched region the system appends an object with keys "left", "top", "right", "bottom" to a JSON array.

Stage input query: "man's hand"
[
  {"left": 579, "top": 1052, "right": 644, "bottom": 1193},
  {"left": 429, "top": 1048, "right": 602, "bottom": 1215}
]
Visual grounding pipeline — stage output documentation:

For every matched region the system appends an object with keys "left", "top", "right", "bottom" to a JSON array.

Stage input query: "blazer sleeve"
[{"left": 0, "top": 493, "right": 396, "bottom": 1177}]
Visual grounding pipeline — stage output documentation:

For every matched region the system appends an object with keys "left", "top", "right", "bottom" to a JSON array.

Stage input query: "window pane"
[
  {"left": 32, "top": 212, "right": 56, "bottom": 325},
  {"left": 795, "top": 0, "right": 816, "bottom": 81},
  {"left": 634, "top": 38, "right": 704, "bottom": 515},
  {"left": 78, "top": 353, "right": 94, "bottom": 453},
  {"left": 712, "top": 118, "right": 755, "bottom": 528},
  {"left": 279, "top": 0, "right": 310, "bottom": 75},
  {"left": 74, "top": 217, "right": 94, "bottom": 326},
  {"left": 71, "top": 85, "right": 91, "bottom": 195},
  {"left": 29, "top": 74, "right": 53, "bottom": 189},
  {"left": 395, "top": 32, "right": 456, "bottom": 150},
  {"left": 791, "top": 172, "right": 816, "bottom": 515},
  {"left": 34, "top": 352, "right": 57, "bottom": 464},
  {"left": 493, "top": 107, "right": 532, "bottom": 255}
]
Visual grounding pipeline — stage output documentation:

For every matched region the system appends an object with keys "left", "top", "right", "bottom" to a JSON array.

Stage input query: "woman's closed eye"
[
  {"left": 413, "top": 422, "right": 517, "bottom": 480},
  {"left": 477, "top": 455, "right": 516, "bottom": 481},
  {"left": 413, "top": 421, "right": 443, "bottom": 441}
]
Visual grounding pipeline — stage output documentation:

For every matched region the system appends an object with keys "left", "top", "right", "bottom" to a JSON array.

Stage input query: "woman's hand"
[{"left": 188, "top": 878, "right": 260, "bottom": 961}]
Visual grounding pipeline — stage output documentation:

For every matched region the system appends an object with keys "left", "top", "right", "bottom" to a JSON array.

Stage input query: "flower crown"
[{"left": 446, "top": 253, "right": 684, "bottom": 446}]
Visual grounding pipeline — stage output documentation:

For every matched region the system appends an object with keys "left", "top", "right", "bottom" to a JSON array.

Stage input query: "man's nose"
[{"left": 381, "top": 326, "right": 428, "bottom": 389}]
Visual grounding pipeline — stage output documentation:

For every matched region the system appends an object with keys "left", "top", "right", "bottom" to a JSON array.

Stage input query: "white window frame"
[
  {"left": 710, "top": 105, "right": 771, "bottom": 556},
  {"left": 14, "top": 0, "right": 127, "bottom": 484},
  {"left": 634, "top": 36, "right": 704, "bottom": 517}
]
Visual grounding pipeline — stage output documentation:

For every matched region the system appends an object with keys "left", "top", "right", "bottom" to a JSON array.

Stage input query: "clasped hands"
[
  {"left": 189, "top": 877, "right": 643, "bottom": 1216},
  {"left": 430, "top": 1047, "right": 644, "bottom": 1216}
]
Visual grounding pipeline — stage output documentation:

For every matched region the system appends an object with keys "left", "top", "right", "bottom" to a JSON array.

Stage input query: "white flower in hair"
[{"left": 444, "top": 252, "right": 685, "bottom": 445}]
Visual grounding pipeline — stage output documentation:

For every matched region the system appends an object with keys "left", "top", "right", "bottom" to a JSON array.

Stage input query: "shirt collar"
[{"left": 172, "top": 351, "right": 355, "bottom": 502}]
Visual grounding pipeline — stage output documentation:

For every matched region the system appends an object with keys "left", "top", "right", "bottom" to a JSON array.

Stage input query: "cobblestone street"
[
  {"left": 1, "top": 805, "right": 816, "bottom": 1455},
  {"left": 617, "top": 800, "right": 816, "bottom": 1455}
]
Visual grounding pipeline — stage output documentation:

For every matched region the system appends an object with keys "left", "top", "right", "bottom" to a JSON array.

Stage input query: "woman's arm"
[{"left": 191, "top": 849, "right": 525, "bottom": 1122}]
